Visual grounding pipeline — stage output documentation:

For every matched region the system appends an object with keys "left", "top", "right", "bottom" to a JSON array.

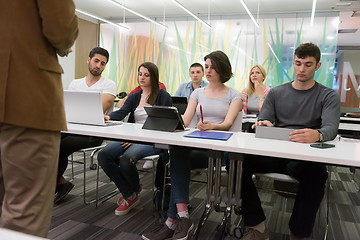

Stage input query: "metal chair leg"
[{"left": 193, "top": 151, "right": 217, "bottom": 239}]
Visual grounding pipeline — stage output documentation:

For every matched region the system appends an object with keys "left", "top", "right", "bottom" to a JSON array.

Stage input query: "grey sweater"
[{"left": 258, "top": 81, "right": 340, "bottom": 141}]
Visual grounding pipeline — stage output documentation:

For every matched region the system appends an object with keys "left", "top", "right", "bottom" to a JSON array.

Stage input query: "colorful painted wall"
[{"left": 99, "top": 13, "right": 339, "bottom": 95}]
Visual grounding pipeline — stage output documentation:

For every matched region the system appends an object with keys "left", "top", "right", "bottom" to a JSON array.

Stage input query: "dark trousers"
[
  {"left": 167, "top": 146, "right": 228, "bottom": 219},
  {"left": 57, "top": 133, "right": 103, "bottom": 183},
  {"left": 241, "top": 154, "right": 327, "bottom": 238}
]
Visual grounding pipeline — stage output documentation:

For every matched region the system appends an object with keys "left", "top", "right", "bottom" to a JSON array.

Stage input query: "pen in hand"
[{"left": 200, "top": 104, "right": 204, "bottom": 123}]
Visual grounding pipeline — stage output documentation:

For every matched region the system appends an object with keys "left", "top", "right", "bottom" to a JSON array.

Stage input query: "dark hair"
[
  {"left": 294, "top": 43, "right": 321, "bottom": 63},
  {"left": 189, "top": 62, "right": 204, "bottom": 72},
  {"left": 89, "top": 47, "right": 109, "bottom": 63},
  {"left": 204, "top": 50, "right": 233, "bottom": 83},
  {"left": 138, "top": 62, "right": 160, "bottom": 105}
]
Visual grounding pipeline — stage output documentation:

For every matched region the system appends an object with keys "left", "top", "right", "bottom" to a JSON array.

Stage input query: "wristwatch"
[{"left": 317, "top": 130, "right": 323, "bottom": 142}]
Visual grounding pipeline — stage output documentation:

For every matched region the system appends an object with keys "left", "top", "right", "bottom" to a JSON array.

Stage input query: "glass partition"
[{"left": 100, "top": 13, "right": 339, "bottom": 94}]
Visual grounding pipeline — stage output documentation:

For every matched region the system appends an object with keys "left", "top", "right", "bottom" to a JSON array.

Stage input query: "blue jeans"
[
  {"left": 167, "top": 146, "right": 228, "bottom": 219},
  {"left": 98, "top": 141, "right": 161, "bottom": 199}
]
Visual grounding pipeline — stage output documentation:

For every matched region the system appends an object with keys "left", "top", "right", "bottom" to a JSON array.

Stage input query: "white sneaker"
[{"left": 142, "top": 160, "right": 153, "bottom": 169}]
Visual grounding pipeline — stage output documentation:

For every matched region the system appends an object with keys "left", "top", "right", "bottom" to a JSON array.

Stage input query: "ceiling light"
[
  {"left": 310, "top": 0, "right": 317, "bottom": 27},
  {"left": 338, "top": 29, "right": 358, "bottom": 33},
  {"left": 108, "top": 0, "right": 168, "bottom": 29},
  {"left": 172, "top": 0, "right": 211, "bottom": 29},
  {"left": 239, "top": 0, "right": 259, "bottom": 28},
  {"left": 267, "top": 42, "right": 280, "bottom": 63},
  {"left": 336, "top": 2, "right": 351, "bottom": 6},
  {"left": 234, "top": 45, "right": 253, "bottom": 61},
  {"left": 75, "top": 9, "right": 129, "bottom": 31}
]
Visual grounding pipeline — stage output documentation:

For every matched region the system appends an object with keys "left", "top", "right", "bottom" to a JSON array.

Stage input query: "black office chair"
[
  {"left": 117, "top": 91, "right": 127, "bottom": 99},
  {"left": 171, "top": 96, "right": 188, "bottom": 115}
]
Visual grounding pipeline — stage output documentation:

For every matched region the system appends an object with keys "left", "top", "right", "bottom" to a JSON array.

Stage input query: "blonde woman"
[{"left": 241, "top": 65, "right": 270, "bottom": 115}]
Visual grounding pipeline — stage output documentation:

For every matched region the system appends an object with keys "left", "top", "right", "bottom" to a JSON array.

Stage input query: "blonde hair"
[{"left": 247, "top": 65, "right": 266, "bottom": 95}]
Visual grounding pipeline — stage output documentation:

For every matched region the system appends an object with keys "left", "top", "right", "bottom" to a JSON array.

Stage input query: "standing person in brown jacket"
[{"left": 0, "top": 0, "right": 78, "bottom": 237}]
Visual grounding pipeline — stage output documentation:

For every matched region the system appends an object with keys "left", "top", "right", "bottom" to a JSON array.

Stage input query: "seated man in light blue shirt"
[{"left": 174, "top": 62, "right": 208, "bottom": 100}]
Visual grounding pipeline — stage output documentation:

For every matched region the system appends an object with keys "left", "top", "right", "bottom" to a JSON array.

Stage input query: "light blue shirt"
[{"left": 174, "top": 80, "right": 208, "bottom": 100}]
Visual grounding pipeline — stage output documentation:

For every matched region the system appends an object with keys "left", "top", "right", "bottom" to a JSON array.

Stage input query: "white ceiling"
[{"left": 73, "top": 0, "right": 360, "bottom": 47}]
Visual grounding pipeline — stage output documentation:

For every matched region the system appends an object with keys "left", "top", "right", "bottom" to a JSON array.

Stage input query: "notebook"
[
  {"left": 255, "top": 126, "right": 294, "bottom": 141},
  {"left": 63, "top": 90, "right": 122, "bottom": 126},
  {"left": 171, "top": 96, "right": 188, "bottom": 114},
  {"left": 184, "top": 130, "right": 233, "bottom": 141},
  {"left": 143, "top": 105, "right": 186, "bottom": 132}
]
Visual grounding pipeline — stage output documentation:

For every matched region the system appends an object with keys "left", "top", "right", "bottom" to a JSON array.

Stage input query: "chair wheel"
[
  {"left": 90, "top": 163, "right": 97, "bottom": 170},
  {"left": 233, "top": 227, "right": 243, "bottom": 239}
]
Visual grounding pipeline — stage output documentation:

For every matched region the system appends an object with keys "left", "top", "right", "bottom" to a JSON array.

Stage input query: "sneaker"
[
  {"left": 117, "top": 185, "right": 142, "bottom": 206},
  {"left": 115, "top": 196, "right": 140, "bottom": 215},
  {"left": 240, "top": 227, "right": 269, "bottom": 240},
  {"left": 142, "top": 160, "right": 154, "bottom": 169},
  {"left": 172, "top": 217, "right": 194, "bottom": 240},
  {"left": 142, "top": 223, "right": 174, "bottom": 240},
  {"left": 54, "top": 182, "right": 74, "bottom": 204},
  {"left": 117, "top": 196, "right": 125, "bottom": 206}
]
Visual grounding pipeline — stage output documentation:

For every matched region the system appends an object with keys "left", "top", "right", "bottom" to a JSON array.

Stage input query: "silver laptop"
[
  {"left": 255, "top": 126, "right": 294, "bottom": 141},
  {"left": 63, "top": 90, "right": 122, "bottom": 126}
]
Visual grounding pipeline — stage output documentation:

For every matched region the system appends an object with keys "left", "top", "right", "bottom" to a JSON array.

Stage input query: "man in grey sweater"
[{"left": 239, "top": 43, "right": 340, "bottom": 240}]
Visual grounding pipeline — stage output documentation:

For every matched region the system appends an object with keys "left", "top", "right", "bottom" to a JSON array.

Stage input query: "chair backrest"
[
  {"left": 122, "top": 113, "right": 130, "bottom": 122},
  {"left": 255, "top": 173, "right": 298, "bottom": 183},
  {"left": 229, "top": 111, "right": 243, "bottom": 132},
  {"left": 171, "top": 96, "right": 188, "bottom": 115},
  {"left": 255, "top": 173, "right": 299, "bottom": 199}
]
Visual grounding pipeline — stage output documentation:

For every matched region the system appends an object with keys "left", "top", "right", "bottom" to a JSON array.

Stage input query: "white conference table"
[
  {"left": 339, "top": 122, "right": 360, "bottom": 139},
  {"left": 0, "top": 228, "right": 47, "bottom": 240},
  {"left": 339, "top": 122, "right": 360, "bottom": 132},
  {"left": 65, "top": 122, "right": 360, "bottom": 238},
  {"left": 66, "top": 122, "right": 360, "bottom": 167},
  {"left": 66, "top": 122, "right": 218, "bottom": 150},
  {"left": 340, "top": 116, "right": 360, "bottom": 123}
]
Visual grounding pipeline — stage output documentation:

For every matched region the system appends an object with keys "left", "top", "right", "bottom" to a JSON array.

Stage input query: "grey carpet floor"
[{"left": 48, "top": 152, "right": 360, "bottom": 240}]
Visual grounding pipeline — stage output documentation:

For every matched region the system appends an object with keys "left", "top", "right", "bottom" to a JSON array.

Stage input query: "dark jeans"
[
  {"left": 57, "top": 133, "right": 103, "bottom": 183},
  {"left": 241, "top": 154, "right": 328, "bottom": 238},
  {"left": 167, "top": 146, "right": 228, "bottom": 219}
]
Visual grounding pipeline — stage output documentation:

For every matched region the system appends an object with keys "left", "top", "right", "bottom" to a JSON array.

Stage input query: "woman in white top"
[
  {"left": 142, "top": 51, "right": 242, "bottom": 240},
  {"left": 98, "top": 62, "right": 172, "bottom": 216}
]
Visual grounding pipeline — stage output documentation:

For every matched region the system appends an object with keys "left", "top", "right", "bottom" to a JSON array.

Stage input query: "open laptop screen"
[{"left": 64, "top": 90, "right": 121, "bottom": 126}]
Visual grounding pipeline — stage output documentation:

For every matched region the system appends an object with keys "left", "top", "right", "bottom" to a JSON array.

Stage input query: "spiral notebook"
[{"left": 184, "top": 130, "right": 233, "bottom": 141}]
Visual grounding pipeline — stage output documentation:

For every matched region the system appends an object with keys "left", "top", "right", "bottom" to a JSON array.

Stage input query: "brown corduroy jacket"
[{"left": 0, "top": 0, "right": 79, "bottom": 131}]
